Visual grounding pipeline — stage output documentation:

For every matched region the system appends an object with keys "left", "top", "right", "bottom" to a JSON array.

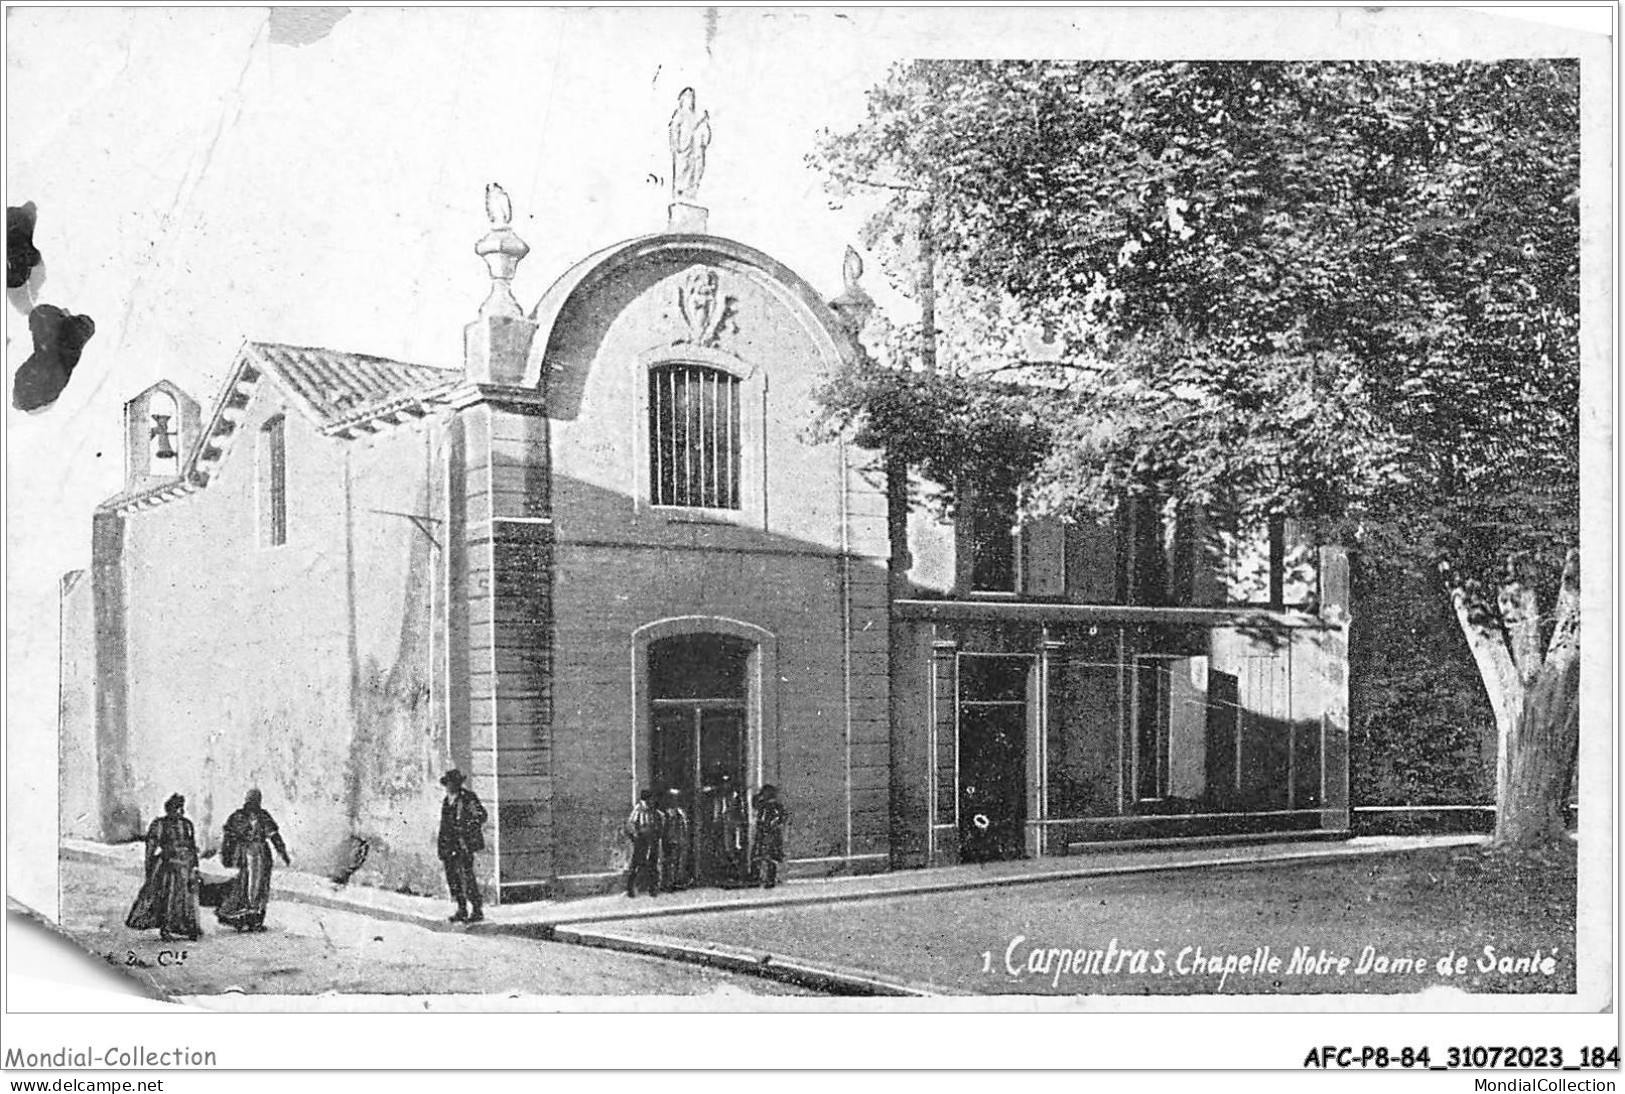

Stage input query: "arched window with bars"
[{"left": 648, "top": 363, "right": 742, "bottom": 510}]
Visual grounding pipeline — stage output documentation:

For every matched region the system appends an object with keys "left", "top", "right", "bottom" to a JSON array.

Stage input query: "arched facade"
[{"left": 483, "top": 232, "right": 893, "bottom": 895}]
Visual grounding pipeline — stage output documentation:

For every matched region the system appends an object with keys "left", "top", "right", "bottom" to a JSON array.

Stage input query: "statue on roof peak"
[{"left": 668, "top": 88, "right": 712, "bottom": 204}]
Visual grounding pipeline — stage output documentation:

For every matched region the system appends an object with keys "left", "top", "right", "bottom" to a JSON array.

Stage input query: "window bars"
[{"left": 649, "top": 364, "right": 742, "bottom": 510}]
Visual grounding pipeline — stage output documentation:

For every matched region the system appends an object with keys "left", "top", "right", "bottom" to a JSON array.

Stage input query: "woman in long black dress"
[
  {"left": 125, "top": 793, "right": 202, "bottom": 942},
  {"left": 216, "top": 788, "right": 290, "bottom": 933}
]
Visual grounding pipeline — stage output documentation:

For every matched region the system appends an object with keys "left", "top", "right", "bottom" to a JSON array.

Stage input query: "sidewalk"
[
  {"left": 61, "top": 831, "right": 1482, "bottom": 933},
  {"left": 61, "top": 833, "right": 1485, "bottom": 997}
]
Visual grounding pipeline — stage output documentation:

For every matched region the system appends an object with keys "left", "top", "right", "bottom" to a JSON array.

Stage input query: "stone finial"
[
  {"left": 475, "top": 182, "right": 530, "bottom": 318},
  {"left": 845, "top": 246, "right": 864, "bottom": 286},
  {"left": 828, "top": 245, "right": 876, "bottom": 337}
]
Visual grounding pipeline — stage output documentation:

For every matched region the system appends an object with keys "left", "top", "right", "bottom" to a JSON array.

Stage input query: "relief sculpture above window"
[{"left": 674, "top": 267, "right": 737, "bottom": 350}]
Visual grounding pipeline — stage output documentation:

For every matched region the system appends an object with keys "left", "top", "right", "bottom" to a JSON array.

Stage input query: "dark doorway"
[
  {"left": 957, "top": 655, "right": 1030, "bottom": 863},
  {"left": 650, "top": 634, "right": 751, "bottom": 887}
]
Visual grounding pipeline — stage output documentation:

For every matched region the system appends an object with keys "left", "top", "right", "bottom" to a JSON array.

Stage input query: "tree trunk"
[
  {"left": 1444, "top": 566, "right": 1523, "bottom": 802},
  {"left": 1493, "top": 550, "right": 1580, "bottom": 850},
  {"left": 917, "top": 195, "right": 938, "bottom": 373},
  {"left": 1493, "top": 651, "right": 1579, "bottom": 848},
  {"left": 1496, "top": 556, "right": 1543, "bottom": 685}
]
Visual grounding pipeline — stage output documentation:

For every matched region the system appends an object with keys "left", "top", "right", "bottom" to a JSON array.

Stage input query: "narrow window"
[
  {"left": 1134, "top": 655, "right": 1174, "bottom": 801},
  {"left": 259, "top": 416, "right": 287, "bottom": 547},
  {"left": 649, "top": 364, "right": 740, "bottom": 509},
  {"left": 967, "top": 485, "right": 1018, "bottom": 592},
  {"left": 1135, "top": 655, "right": 1234, "bottom": 807}
]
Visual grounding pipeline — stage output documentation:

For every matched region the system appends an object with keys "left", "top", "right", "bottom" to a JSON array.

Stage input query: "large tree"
[{"left": 811, "top": 60, "right": 1580, "bottom": 850}]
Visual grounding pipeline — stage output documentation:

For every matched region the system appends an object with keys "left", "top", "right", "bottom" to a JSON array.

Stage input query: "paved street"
[
  {"left": 55, "top": 835, "right": 1568, "bottom": 1000},
  {"left": 581, "top": 844, "right": 1578, "bottom": 996},
  {"left": 56, "top": 858, "right": 808, "bottom": 999}
]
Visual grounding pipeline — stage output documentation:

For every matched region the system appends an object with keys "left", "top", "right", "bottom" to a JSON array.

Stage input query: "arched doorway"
[{"left": 649, "top": 633, "right": 752, "bottom": 887}]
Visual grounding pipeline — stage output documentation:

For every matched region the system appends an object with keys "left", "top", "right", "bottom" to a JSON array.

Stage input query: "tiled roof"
[
  {"left": 245, "top": 342, "right": 459, "bottom": 424},
  {"left": 100, "top": 340, "right": 462, "bottom": 515}
]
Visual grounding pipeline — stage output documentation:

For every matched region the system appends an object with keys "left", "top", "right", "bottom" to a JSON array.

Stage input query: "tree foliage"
[
  {"left": 1353, "top": 561, "right": 1498, "bottom": 807},
  {"left": 811, "top": 59, "right": 1579, "bottom": 568},
  {"left": 811, "top": 61, "right": 1582, "bottom": 832}
]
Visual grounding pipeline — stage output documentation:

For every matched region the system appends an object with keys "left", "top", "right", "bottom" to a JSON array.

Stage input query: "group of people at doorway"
[
  {"left": 124, "top": 789, "right": 290, "bottom": 942},
  {"left": 623, "top": 781, "right": 787, "bottom": 897}
]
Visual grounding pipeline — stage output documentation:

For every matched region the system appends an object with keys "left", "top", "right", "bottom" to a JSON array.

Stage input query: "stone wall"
[
  {"left": 72, "top": 385, "right": 454, "bottom": 895},
  {"left": 342, "top": 415, "right": 455, "bottom": 896},
  {"left": 57, "top": 570, "right": 98, "bottom": 839}
]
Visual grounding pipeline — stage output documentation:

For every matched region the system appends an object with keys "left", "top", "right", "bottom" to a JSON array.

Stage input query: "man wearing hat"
[
  {"left": 623, "top": 789, "right": 663, "bottom": 899},
  {"left": 750, "top": 784, "right": 788, "bottom": 889},
  {"left": 437, "top": 769, "right": 488, "bottom": 923}
]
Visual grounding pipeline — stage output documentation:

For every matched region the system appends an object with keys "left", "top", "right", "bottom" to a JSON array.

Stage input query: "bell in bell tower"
[{"left": 150, "top": 412, "right": 178, "bottom": 462}]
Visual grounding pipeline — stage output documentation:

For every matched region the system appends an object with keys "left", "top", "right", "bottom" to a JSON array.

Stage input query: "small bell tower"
[{"left": 123, "top": 380, "right": 201, "bottom": 491}]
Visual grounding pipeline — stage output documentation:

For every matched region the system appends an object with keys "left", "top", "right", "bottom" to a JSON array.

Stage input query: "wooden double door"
[{"left": 649, "top": 633, "right": 752, "bottom": 887}]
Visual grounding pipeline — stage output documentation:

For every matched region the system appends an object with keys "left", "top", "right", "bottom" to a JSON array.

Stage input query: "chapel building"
[{"left": 59, "top": 128, "right": 1351, "bottom": 903}]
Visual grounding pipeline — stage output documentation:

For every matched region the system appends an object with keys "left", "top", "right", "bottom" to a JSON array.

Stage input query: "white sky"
[
  {"left": 3, "top": 5, "right": 1610, "bottom": 920},
  {"left": 4, "top": 7, "right": 901, "bottom": 835}
]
